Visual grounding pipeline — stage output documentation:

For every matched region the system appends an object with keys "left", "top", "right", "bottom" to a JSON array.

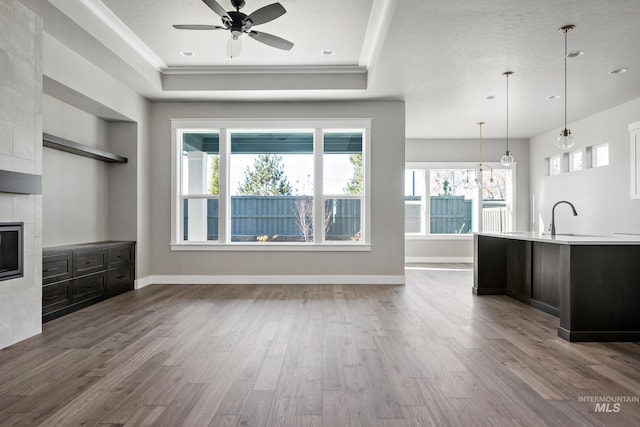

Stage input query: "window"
[
  {"left": 550, "top": 154, "right": 562, "bottom": 175},
  {"left": 181, "top": 131, "right": 219, "bottom": 242},
  {"left": 592, "top": 143, "right": 609, "bottom": 168},
  {"left": 569, "top": 150, "right": 583, "bottom": 172},
  {"left": 404, "top": 169, "right": 425, "bottom": 233},
  {"left": 405, "top": 163, "right": 515, "bottom": 236},
  {"left": 171, "top": 120, "right": 370, "bottom": 249}
]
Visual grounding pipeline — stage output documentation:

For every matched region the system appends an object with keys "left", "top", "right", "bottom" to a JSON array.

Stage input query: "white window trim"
[
  {"left": 405, "top": 161, "right": 517, "bottom": 239},
  {"left": 171, "top": 118, "right": 371, "bottom": 251}
]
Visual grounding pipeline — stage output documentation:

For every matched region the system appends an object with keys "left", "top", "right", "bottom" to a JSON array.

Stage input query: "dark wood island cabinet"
[
  {"left": 42, "top": 241, "right": 136, "bottom": 322},
  {"left": 474, "top": 232, "right": 640, "bottom": 342}
]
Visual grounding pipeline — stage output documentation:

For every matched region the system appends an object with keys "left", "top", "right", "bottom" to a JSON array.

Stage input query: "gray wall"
[
  {"left": 42, "top": 95, "right": 110, "bottom": 246},
  {"left": 0, "top": 0, "right": 42, "bottom": 349},
  {"left": 149, "top": 101, "right": 405, "bottom": 278},
  {"left": 530, "top": 97, "right": 640, "bottom": 235},
  {"left": 405, "top": 138, "right": 530, "bottom": 261}
]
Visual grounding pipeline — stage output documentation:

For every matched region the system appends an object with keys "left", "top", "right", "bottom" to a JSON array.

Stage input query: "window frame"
[
  {"left": 170, "top": 119, "right": 371, "bottom": 251},
  {"left": 405, "top": 161, "right": 517, "bottom": 239}
]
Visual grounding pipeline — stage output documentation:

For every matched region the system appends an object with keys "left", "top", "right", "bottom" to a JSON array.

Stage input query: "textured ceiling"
[{"left": 19, "top": 0, "right": 640, "bottom": 139}]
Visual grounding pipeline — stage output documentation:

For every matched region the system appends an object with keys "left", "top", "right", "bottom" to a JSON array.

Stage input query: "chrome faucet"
[{"left": 549, "top": 201, "right": 578, "bottom": 236}]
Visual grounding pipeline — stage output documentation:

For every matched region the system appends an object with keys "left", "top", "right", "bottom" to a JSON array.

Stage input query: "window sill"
[
  {"left": 170, "top": 243, "right": 372, "bottom": 252},
  {"left": 405, "top": 234, "right": 473, "bottom": 241}
]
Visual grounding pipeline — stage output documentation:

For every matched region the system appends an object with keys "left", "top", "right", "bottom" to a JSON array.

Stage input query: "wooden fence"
[
  {"left": 405, "top": 196, "right": 507, "bottom": 234},
  {"left": 184, "top": 196, "right": 361, "bottom": 241}
]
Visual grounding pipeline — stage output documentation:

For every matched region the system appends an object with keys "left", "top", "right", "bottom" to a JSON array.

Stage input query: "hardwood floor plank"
[{"left": 1, "top": 266, "right": 639, "bottom": 426}]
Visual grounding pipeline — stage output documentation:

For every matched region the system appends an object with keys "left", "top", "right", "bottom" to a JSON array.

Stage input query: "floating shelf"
[{"left": 43, "top": 133, "right": 127, "bottom": 164}]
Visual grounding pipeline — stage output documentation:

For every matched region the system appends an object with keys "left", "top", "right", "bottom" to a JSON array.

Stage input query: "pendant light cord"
[
  {"left": 506, "top": 73, "right": 510, "bottom": 152},
  {"left": 563, "top": 28, "right": 568, "bottom": 131},
  {"left": 479, "top": 122, "right": 483, "bottom": 164}
]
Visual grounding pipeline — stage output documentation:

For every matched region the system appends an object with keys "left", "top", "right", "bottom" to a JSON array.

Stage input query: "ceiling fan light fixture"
[
  {"left": 174, "top": 1, "right": 294, "bottom": 58},
  {"left": 557, "top": 24, "right": 575, "bottom": 150},
  {"left": 227, "top": 33, "right": 242, "bottom": 58}
]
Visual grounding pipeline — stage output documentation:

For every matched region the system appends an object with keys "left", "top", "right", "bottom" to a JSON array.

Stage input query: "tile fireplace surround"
[{"left": 0, "top": 0, "right": 43, "bottom": 349}]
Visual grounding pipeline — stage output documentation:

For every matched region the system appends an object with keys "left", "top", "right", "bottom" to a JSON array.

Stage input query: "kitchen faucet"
[{"left": 549, "top": 201, "right": 578, "bottom": 237}]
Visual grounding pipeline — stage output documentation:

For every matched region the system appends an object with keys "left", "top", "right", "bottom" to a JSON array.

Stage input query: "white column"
[{"left": 187, "top": 151, "right": 207, "bottom": 241}]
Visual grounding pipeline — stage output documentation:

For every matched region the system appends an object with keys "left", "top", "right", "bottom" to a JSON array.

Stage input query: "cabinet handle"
[
  {"left": 116, "top": 275, "right": 125, "bottom": 279},
  {"left": 43, "top": 267, "right": 58, "bottom": 273},
  {"left": 84, "top": 260, "right": 95, "bottom": 265},
  {"left": 43, "top": 296, "right": 58, "bottom": 301}
]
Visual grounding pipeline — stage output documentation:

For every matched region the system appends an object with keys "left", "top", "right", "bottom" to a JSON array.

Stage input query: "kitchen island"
[{"left": 474, "top": 232, "right": 640, "bottom": 342}]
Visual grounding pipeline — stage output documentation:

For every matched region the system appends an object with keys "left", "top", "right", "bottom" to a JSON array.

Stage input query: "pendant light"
[
  {"left": 473, "top": 121, "right": 494, "bottom": 186},
  {"left": 500, "top": 71, "right": 515, "bottom": 166},
  {"left": 557, "top": 25, "right": 575, "bottom": 150}
]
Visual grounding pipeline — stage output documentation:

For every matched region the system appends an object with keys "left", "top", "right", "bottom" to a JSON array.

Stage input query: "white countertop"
[{"left": 475, "top": 231, "right": 640, "bottom": 245}]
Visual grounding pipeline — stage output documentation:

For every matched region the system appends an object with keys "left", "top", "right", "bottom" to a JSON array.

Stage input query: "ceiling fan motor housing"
[
  {"left": 231, "top": 0, "right": 246, "bottom": 10},
  {"left": 227, "top": 11, "right": 252, "bottom": 33}
]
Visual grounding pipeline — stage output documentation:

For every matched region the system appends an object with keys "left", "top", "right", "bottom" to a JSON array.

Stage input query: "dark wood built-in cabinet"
[{"left": 42, "top": 241, "right": 135, "bottom": 322}]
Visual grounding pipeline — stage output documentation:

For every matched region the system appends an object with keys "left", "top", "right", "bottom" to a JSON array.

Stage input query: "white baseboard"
[
  {"left": 138, "top": 274, "right": 405, "bottom": 286},
  {"left": 405, "top": 257, "right": 473, "bottom": 264},
  {"left": 134, "top": 276, "right": 154, "bottom": 289}
]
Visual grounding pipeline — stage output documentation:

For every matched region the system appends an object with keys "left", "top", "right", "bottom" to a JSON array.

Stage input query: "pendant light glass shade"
[
  {"left": 501, "top": 71, "right": 515, "bottom": 166},
  {"left": 500, "top": 151, "right": 515, "bottom": 166},
  {"left": 557, "top": 25, "right": 575, "bottom": 150},
  {"left": 557, "top": 129, "right": 574, "bottom": 150}
]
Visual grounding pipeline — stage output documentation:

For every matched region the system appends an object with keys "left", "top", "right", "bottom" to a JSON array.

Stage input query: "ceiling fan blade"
[
  {"left": 245, "top": 3, "right": 286, "bottom": 26},
  {"left": 249, "top": 30, "right": 293, "bottom": 50},
  {"left": 201, "top": 0, "right": 231, "bottom": 22},
  {"left": 173, "top": 24, "right": 225, "bottom": 30}
]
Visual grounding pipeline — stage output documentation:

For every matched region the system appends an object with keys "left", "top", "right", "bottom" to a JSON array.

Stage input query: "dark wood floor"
[{"left": 1, "top": 264, "right": 639, "bottom": 426}]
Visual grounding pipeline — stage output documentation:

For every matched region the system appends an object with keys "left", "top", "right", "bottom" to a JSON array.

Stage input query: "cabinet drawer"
[
  {"left": 73, "top": 249, "right": 107, "bottom": 276},
  {"left": 43, "top": 253, "right": 72, "bottom": 285},
  {"left": 72, "top": 272, "right": 106, "bottom": 302},
  {"left": 42, "top": 280, "right": 71, "bottom": 314},
  {"left": 108, "top": 267, "right": 133, "bottom": 294},
  {"left": 108, "top": 244, "right": 133, "bottom": 268}
]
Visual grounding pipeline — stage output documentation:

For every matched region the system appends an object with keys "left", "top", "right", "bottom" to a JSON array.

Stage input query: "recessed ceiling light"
[
  {"left": 547, "top": 95, "right": 561, "bottom": 100},
  {"left": 609, "top": 67, "right": 628, "bottom": 75},
  {"left": 485, "top": 95, "right": 495, "bottom": 100},
  {"left": 566, "top": 50, "right": 584, "bottom": 58},
  {"left": 180, "top": 51, "right": 195, "bottom": 57},
  {"left": 321, "top": 49, "right": 334, "bottom": 56}
]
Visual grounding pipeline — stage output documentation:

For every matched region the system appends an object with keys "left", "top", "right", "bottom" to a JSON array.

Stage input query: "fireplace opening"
[{"left": 0, "top": 223, "right": 23, "bottom": 282}]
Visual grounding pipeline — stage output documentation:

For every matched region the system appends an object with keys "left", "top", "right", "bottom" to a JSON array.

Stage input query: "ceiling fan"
[{"left": 173, "top": 0, "right": 294, "bottom": 58}]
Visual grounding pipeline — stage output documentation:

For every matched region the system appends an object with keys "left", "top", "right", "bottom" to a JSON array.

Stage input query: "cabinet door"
[
  {"left": 42, "top": 280, "right": 71, "bottom": 314},
  {"left": 43, "top": 253, "right": 72, "bottom": 285},
  {"left": 108, "top": 244, "right": 133, "bottom": 268},
  {"left": 506, "top": 239, "right": 532, "bottom": 299},
  {"left": 73, "top": 249, "right": 107, "bottom": 277},
  {"left": 108, "top": 267, "right": 134, "bottom": 294},
  {"left": 72, "top": 272, "right": 106, "bottom": 302}
]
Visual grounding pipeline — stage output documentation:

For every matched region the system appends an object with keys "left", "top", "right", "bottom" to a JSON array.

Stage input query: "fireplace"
[{"left": 0, "top": 223, "right": 23, "bottom": 281}]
